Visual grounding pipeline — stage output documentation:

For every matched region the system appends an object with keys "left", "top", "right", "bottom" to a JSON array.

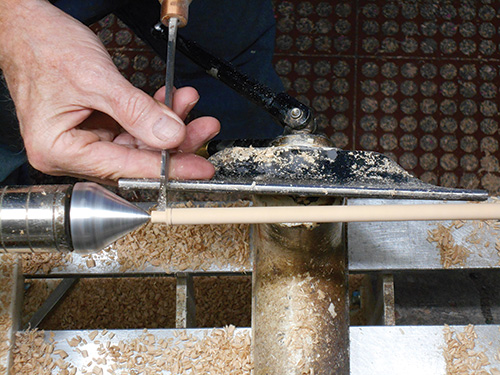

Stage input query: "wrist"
[{"left": 0, "top": 0, "right": 47, "bottom": 69}]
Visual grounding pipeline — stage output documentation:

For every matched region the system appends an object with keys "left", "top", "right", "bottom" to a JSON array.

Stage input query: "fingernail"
[
  {"left": 184, "top": 98, "right": 199, "bottom": 117},
  {"left": 208, "top": 128, "right": 220, "bottom": 139},
  {"left": 152, "top": 116, "right": 183, "bottom": 141}
]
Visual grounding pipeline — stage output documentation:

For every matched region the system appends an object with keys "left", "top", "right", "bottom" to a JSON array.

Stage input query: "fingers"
[
  {"left": 113, "top": 133, "right": 156, "bottom": 150},
  {"left": 77, "top": 110, "right": 121, "bottom": 142},
  {"left": 25, "top": 103, "right": 219, "bottom": 182},
  {"left": 169, "top": 152, "right": 215, "bottom": 180},
  {"left": 112, "top": 116, "right": 220, "bottom": 154},
  {"left": 96, "top": 82, "right": 208, "bottom": 152},
  {"left": 177, "top": 117, "right": 220, "bottom": 153},
  {"left": 154, "top": 86, "right": 200, "bottom": 121},
  {"left": 96, "top": 79, "right": 187, "bottom": 150},
  {"left": 153, "top": 86, "right": 220, "bottom": 152},
  {"left": 31, "top": 128, "right": 215, "bottom": 182}
]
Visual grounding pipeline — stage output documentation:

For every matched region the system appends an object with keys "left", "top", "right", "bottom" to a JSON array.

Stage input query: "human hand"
[{"left": 0, "top": 0, "right": 219, "bottom": 183}]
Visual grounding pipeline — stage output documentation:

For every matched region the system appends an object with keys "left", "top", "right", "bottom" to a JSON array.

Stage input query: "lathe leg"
[
  {"left": 0, "top": 255, "right": 23, "bottom": 374},
  {"left": 252, "top": 196, "right": 348, "bottom": 375}
]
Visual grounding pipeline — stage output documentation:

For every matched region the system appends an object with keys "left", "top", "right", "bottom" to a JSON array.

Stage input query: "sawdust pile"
[
  {"left": 11, "top": 329, "right": 75, "bottom": 375},
  {"left": 22, "top": 279, "right": 59, "bottom": 327},
  {"left": 195, "top": 276, "right": 251, "bottom": 328},
  {"left": 12, "top": 327, "right": 252, "bottom": 375},
  {"left": 38, "top": 277, "right": 176, "bottom": 331},
  {"left": 24, "top": 276, "right": 252, "bottom": 331},
  {"left": 443, "top": 324, "right": 500, "bottom": 375},
  {"left": 22, "top": 253, "right": 72, "bottom": 275}
]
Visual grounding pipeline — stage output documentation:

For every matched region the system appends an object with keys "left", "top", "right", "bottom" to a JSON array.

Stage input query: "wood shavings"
[
  {"left": 427, "top": 198, "right": 500, "bottom": 269},
  {"left": 39, "top": 277, "right": 176, "bottom": 330},
  {"left": 67, "top": 336, "right": 82, "bottom": 347},
  {"left": 94, "top": 327, "right": 252, "bottom": 374},
  {"left": 14, "top": 327, "right": 252, "bottom": 374},
  {"left": 86, "top": 258, "right": 96, "bottom": 268},
  {"left": 195, "top": 276, "right": 251, "bottom": 328},
  {"left": 11, "top": 329, "right": 75, "bottom": 375},
  {"left": 22, "top": 253, "right": 72, "bottom": 275},
  {"left": 110, "top": 201, "right": 250, "bottom": 272},
  {"left": 54, "top": 349, "right": 69, "bottom": 359},
  {"left": 328, "top": 303, "right": 337, "bottom": 319},
  {"left": 428, "top": 223, "right": 471, "bottom": 268},
  {"left": 443, "top": 324, "right": 496, "bottom": 375},
  {"left": 88, "top": 331, "right": 99, "bottom": 341}
]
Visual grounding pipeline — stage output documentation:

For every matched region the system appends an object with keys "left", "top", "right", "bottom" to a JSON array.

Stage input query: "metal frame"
[{"left": 0, "top": 255, "right": 23, "bottom": 372}]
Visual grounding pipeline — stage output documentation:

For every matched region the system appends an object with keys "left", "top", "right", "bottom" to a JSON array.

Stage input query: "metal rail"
[{"left": 23, "top": 326, "right": 500, "bottom": 374}]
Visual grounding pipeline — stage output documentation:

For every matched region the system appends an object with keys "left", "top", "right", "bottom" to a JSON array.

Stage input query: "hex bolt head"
[{"left": 290, "top": 108, "right": 302, "bottom": 119}]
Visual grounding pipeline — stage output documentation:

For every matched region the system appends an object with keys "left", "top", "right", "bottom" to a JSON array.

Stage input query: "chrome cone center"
[{"left": 70, "top": 182, "right": 149, "bottom": 253}]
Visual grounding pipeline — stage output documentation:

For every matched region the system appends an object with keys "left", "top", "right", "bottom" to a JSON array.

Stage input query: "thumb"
[{"left": 99, "top": 82, "right": 186, "bottom": 149}]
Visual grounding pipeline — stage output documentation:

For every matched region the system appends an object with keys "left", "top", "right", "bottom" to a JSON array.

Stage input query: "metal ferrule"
[
  {"left": 0, "top": 185, "right": 73, "bottom": 253},
  {"left": 160, "top": 0, "right": 191, "bottom": 27}
]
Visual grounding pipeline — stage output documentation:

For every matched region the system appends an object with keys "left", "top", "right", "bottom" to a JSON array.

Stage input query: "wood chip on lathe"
[
  {"left": 442, "top": 324, "right": 497, "bottom": 375},
  {"left": 427, "top": 198, "right": 500, "bottom": 269}
]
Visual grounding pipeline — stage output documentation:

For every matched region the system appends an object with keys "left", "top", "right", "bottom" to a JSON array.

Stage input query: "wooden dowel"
[{"left": 150, "top": 203, "right": 500, "bottom": 225}]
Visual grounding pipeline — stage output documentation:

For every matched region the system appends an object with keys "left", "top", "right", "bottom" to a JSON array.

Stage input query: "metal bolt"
[{"left": 290, "top": 108, "right": 302, "bottom": 119}]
